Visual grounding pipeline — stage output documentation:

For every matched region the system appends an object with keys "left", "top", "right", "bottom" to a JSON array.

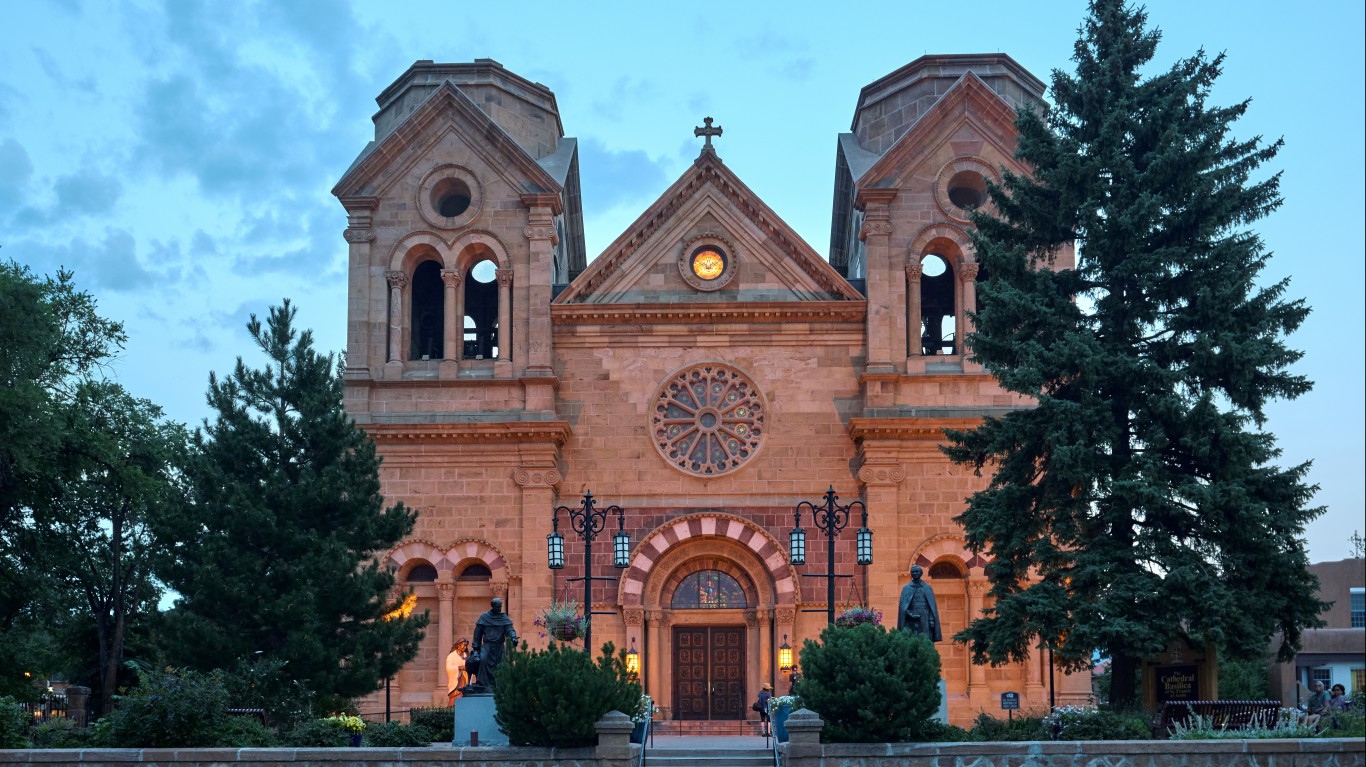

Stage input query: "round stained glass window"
[{"left": 651, "top": 363, "right": 765, "bottom": 476}]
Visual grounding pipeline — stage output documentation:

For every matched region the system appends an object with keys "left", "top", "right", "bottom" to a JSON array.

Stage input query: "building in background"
[
  {"left": 1271, "top": 557, "right": 1366, "bottom": 704},
  {"left": 332, "top": 55, "right": 1090, "bottom": 725}
]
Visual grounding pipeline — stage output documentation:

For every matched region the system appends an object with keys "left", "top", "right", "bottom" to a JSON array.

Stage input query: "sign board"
[
  {"left": 1156, "top": 665, "right": 1200, "bottom": 703},
  {"left": 1000, "top": 691, "right": 1020, "bottom": 710}
]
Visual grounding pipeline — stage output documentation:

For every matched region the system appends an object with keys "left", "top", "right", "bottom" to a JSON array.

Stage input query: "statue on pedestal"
[
  {"left": 897, "top": 565, "right": 942, "bottom": 642},
  {"left": 462, "top": 598, "right": 519, "bottom": 694}
]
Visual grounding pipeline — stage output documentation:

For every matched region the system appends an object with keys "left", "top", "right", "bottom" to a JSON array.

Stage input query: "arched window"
[
  {"left": 405, "top": 562, "right": 438, "bottom": 582},
  {"left": 928, "top": 561, "right": 964, "bottom": 580},
  {"left": 919, "top": 253, "right": 956, "bottom": 355},
  {"left": 671, "top": 570, "right": 747, "bottom": 609},
  {"left": 409, "top": 260, "right": 444, "bottom": 360},
  {"left": 463, "top": 260, "right": 498, "bottom": 359},
  {"left": 458, "top": 563, "right": 491, "bottom": 581}
]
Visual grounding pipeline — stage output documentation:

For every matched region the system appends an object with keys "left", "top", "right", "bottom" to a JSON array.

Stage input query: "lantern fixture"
[
  {"left": 547, "top": 528, "right": 565, "bottom": 570},
  {"left": 551, "top": 491, "right": 629, "bottom": 653},
  {"left": 792, "top": 486, "right": 871, "bottom": 625},
  {"left": 625, "top": 638, "right": 640, "bottom": 678},
  {"left": 789, "top": 522, "right": 806, "bottom": 566},
  {"left": 613, "top": 528, "right": 631, "bottom": 569},
  {"left": 778, "top": 634, "right": 793, "bottom": 674}
]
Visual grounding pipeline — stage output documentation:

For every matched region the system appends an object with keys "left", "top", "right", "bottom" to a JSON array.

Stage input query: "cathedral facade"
[{"left": 332, "top": 54, "right": 1087, "bottom": 724}]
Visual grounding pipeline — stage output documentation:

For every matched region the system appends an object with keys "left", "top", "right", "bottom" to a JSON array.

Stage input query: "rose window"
[{"left": 651, "top": 364, "right": 765, "bottom": 476}]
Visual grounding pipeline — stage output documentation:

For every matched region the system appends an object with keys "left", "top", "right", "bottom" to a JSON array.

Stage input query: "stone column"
[
  {"left": 959, "top": 262, "right": 979, "bottom": 357},
  {"left": 436, "top": 579, "right": 455, "bottom": 700},
  {"left": 495, "top": 268, "right": 513, "bottom": 378},
  {"left": 440, "top": 267, "right": 461, "bottom": 379},
  {"left": 905, "top": 262, "right": 923, "bottom": 358},
  {"left": 514, "top": 464, "right": 560, "bottom": 640},
  {"left": 857, "top": 459, "right": 905, "bottom": 611},
  {"left": 858, "top": 190, "right": 899, "bottom": 373},
  {"left": 966, "top": 575, "right": 989, "bottom": 700},
  {"left": 64, "top": 686, "right": 90, "bottom": 727},
  {"left": 646, "top": 610, "right": 664, "bottom": 712},
  {"left": 758, "top": 608, "right": 773, "bottom": 692},
  {"left": 384, "top": 270, "right": 407, "bottom": 379}
]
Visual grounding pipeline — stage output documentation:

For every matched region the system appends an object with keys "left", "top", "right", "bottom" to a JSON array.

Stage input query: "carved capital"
[
  {"left": 745, "top": 609, "right": 759, "bottom": 628},
  {"left": 496, "top": 268, "right": 514, "bottom": 288},
  {"left": 905, "top": 263, "right": 923, "bottom": 284},
  {"left": 441, "top": 268, "right": 462, "bottom": 288},
  {"left": 961, "top": 263, "right": 980, "bottom": 281},
  {"left": 513, "top": 468, "right": 562, "bottom": 488},
  {"left": 857, "top": 464, "right": 907, "bottom": 486},
  {"left": 385, "top": 270, "right": 408, "bottom": 289},
  {"left": 491, "top": 581, "right": 508, "bottom": 598},
  {"left": 623, "top": 607, "right": 645, "bottom": 627},
  {"left": 343, "top": 227, "right": 376, "bottom": 243},
  {"left": 437, "top": 583, "right": 456, "bottom": 600},
  {"left": 774, "top": 606, "right": 796, "bottom": 626},
  {"left": 859, "top": 220, "right": 893, "bottom": 240},
  {"left": 524, "top": 225, "right": 558, "bottom": 244}
]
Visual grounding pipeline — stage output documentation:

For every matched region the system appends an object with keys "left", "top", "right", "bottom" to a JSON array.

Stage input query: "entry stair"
[{"left": 644, "top": 747, "right": 771, "bottom": 767}]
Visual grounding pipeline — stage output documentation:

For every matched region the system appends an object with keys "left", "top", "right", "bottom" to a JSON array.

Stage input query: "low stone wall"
[
  {"left": 0, "top": 745, "right": 619, "bottom": 767},
  {"left": 779, "top": 708, "right": 1366, "bottom": 767}
]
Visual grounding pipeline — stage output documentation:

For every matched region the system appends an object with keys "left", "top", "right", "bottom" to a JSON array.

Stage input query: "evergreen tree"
[
  {"left": 156, "top": 301, "right": 426, "bottom": 703},
  {"left": 945, "top": 0, "right": 1324, "bottom": 709}
]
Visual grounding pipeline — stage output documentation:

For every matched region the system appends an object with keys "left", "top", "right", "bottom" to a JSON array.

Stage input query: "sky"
[{"left": 3, "top": 1, "right": 1362, "bottom": 564}]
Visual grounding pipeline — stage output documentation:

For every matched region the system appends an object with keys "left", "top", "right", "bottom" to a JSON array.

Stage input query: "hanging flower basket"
[{"left": 535, "top": 599, "right": 589, "bottom": 643}]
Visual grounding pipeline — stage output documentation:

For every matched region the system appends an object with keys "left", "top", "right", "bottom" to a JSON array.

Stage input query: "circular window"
[
  {"left": 650, "top": 363, "right": 765, "bottom": 476},
  {"left": 417, "top": 164, "right": 482, "bottom": 229},
  {"left": 678, "top": 233, "right": 738, "bottom": 291},
  {"left": 934, "top": 157, "right": 999, "bottom": 223}
]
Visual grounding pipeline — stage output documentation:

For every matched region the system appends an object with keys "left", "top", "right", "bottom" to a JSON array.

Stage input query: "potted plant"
[
  {"left": 834, "top": 605, "right": 883, "bottom": 628},
  {"left": 630, "top": 693, "right": 657, "bottom": 743},
  {"left": 534, "top": 599, "right": 590, "bottom": 643},
  {"left": 323, "top": 713, "right": 366, "bottom": 746},
  {"left": 768, "top": 695, "right": 802, "bottom": 742}
]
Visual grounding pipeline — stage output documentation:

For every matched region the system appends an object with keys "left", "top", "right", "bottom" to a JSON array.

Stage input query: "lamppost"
[
  {"left": 789, "top": 486, "right": 872, "bottom": 625},
  {"left": 548, "top": 491, "right": 631, "bottom": 652}
]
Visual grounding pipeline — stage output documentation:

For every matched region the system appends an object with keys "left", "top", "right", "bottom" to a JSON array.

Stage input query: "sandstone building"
[{"left": 332, "top": 54, "right": 1088, "bottom": 724}]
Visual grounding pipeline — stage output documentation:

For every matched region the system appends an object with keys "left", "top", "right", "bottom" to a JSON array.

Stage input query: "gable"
[
  {"left": 556, "top": 153, "right": 861, "bottom": 305},
  {"left": 332, "top": 81, "right": 561, "bottom": 200}
]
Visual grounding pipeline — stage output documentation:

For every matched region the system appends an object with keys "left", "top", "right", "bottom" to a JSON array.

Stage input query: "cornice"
[
  {"left": 361, "top": 420, "right": 572, "bottom": 445},
  {"left": 847, "top": 416, "right": 982, "bottom": 442},
  {"left": 551, "top": 300, "right": 865, "bottom": 326}
]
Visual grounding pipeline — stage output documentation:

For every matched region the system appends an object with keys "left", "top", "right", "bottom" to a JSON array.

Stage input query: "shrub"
[
  {"left": 283, "top": 717, "right": 350, "bottom": 746},
  {"left": 364, "top": 720, "right": 435, "bottom": 746},
  {"left": 96, "top": 666, "right": 232, "bottom": 747},
  {"left": 1169, "top": 707, "right": 1318, "bottom": 739},
  {"left": 220, "top": 656, "right": 314, "bottom": 731},
  {"left": 916, "top": 720, "right": 972, "bottom": 742},
  {"left": 218, "top": 714, "right": 280, "bottom": 747},
  {"left": 410, "top": 706, "right": 454, "bottom": 741},
  {"left": 967, "top": 711, "right": 1048, "bottom": 741},
  {"left": 1043, "top": 705, "right": 1149, "bottom": 740},
  {"left": 0, "top": 696, "right": 29, "bottom": 748},
  {"left": 29, "top": 718, "right": 92, "bottom": 748},
  {"left": 795, "top": 623, "right": 941, "bottom": 743},
  {"left": 494, "top": 641, "right": 640, "bottom": 747}
]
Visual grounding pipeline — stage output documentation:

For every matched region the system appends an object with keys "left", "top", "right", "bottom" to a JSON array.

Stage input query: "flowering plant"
[
  {"left": 834, "top": 606, "right": 883, "bottom": 628},
  {"left": 768, "top": 694, "right": 802, "bottom": 714},
  {"left": 533, "top": 600, "right": 589, "bottom": 642},
  {"left": 632, "top": 693, "right": 659, "bottom": 723},
  {"left": 323, "top": 713, "right": 366, "bottom": 734}
]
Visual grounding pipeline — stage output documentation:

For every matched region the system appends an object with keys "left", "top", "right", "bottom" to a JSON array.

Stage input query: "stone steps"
[{"left": 644, "top": 749, "right": 772, "bottom": 767}]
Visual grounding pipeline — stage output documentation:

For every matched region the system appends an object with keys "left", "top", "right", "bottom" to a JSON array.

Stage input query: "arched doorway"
[{"left": 669, "top": 570, "right": 748, "bottom": 720}]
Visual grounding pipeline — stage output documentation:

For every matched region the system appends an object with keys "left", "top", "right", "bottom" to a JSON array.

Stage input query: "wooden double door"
[{"left": 673, "top": 626, "right": 746, "bottom": 720}]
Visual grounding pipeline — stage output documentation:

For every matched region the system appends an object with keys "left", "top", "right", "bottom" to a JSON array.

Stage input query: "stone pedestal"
[{"left": 451, "top": 693, "right": 506, "bottom": 746}]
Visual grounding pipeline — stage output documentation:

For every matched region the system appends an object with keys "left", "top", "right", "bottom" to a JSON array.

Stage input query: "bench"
[
  {"left": 1153, "top": 699, "right": 1281, "bottom": 737},
  {"left": 227, "top": 707, "right": 270, "bottom": 726}
]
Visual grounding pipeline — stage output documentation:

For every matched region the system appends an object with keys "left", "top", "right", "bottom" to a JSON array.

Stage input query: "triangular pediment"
[
  {"left": 855, "top": 72, "right": 1024, "bottom": 192},
  {"left": 331, "top": 81, "right": 561, "bottom": 200},
  {"left": 556, "top": 152, "right": 861, "bottom": 305}
]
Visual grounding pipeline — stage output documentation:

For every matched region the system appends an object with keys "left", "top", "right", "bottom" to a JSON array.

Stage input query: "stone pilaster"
[
  {"left": 495, "top": 268, "right": 513, "bottom": 378},
  {"left": 521, "top": 196, "right": 559, "bottom": 379},
  {"left": 340, "top": 196, "right": 378, "bottom": 385},
  {"left": 959, "top": 261, "right": 979, "bottom": 357},
  {"left": 440, "top": 267, "right": 462, "bottom": 379},
  {"left": 966, "top": 576, "right": 989, "bottom": 700},
  {"left": 857, "top": 188, "right": 900, "bottom": 373},
  {"left": 905, "top": 262, "right": 923, "bottom": 358}
]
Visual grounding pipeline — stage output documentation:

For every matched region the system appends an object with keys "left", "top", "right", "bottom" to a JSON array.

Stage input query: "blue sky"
[{"left": 3, "top": 1, "right": 1361, "bottom": 563}]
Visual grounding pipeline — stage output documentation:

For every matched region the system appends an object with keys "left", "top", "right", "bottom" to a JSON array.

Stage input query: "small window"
[
  {"left": 1351, "top": 668, "right": 1364, "bottom": 694},
  {"left": 928, "top": 561, "right": 963, "bottom": 579},
  {"left": 459, "top": 563, "right": 492, "bottom": 581},
  {"left": 1351, "top": 588, "right": 1364, "bottom": 629},
  {"left": 1311, "top": 668, "right": 1333, "bottom": 687},
  {"left": 671, "top": 570, "right": 747, "bottom": 609},
  {"left": 406, "top": 563, "right": 438, "bottom": 582}
]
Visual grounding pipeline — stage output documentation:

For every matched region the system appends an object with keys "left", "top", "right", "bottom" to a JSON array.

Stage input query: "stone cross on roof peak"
[{"left": 694, "top": 116, "right": 722, "bottom": 155}]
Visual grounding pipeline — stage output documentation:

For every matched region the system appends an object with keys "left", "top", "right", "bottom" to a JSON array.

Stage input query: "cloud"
[
  {"left": 591, "top": 77, "right": 656, "bottom": 121},
  {"left": 577, "top": 137, "right": 671, "bottom": 213},
  {"left": 55, "top": 170, "right": 123, "bottom": 214},
  {"left": 12, "top": 228, "right": 150, "bottom": 293},
  {"left": 0, "top": 138, "right": 34, "bottom": 213}
]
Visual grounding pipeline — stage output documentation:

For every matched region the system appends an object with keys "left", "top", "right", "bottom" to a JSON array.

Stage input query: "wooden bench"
[{"left": 1153, "top": 699, "right": 1281, "bottom": 737}]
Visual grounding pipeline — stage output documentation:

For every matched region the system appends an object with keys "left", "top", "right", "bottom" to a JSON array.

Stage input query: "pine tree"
[
  {"left": 157, "top": 301, "right": 426, "bottom": 704},
  {"left": 945, "top": 0, "right": 1325, "bottom": 709}
]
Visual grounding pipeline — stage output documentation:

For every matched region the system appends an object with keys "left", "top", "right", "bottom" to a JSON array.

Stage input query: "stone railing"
[{"left": 780, "top": 708, "right": 1366, "bottom": 767}]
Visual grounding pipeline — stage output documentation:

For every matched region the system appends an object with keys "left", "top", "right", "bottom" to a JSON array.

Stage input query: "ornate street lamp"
[
  {"left": 625, "top": 638, "right": 641, "bottom": 679},
  {"left": 550, "top": 491, "right": 630, "bottom": 652},
  {"left": 790, "top": 486, "right": 871, "bottom": 625}
]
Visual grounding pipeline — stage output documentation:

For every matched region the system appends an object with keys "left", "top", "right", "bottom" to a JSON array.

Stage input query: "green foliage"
[
  {"left": 282, "top": 717, "right": 350, "bottom": 747},
  {"left": 966, "top": 711, "right": 1048, "bottom": 741},
  {"left": 28, "top": 717, "right": 93, "bottom": 748},
  {"left": 795, "top": 623, "right": 941, "bottom": 743},
  {"left": 409, "top": 706, "right": 455, "bottom": 741},
  {"left": 943, "top": 0, "right": 1325, "bottom": 710},
  {"left": 0, "top": 695, "right": 29, "bottom": 748},
  {"left": 363, "top": 720, "right": 435, "bottom": 746},
  {"left": 1168, "top": 707, "right": 1317, "bottom": 739},
  {"left": 494, "top": 641, "right": 640, "bottom": 747},
  {"left": 915, "top": 720, "right": 972, "bottom": 742},
  {"left": 1324, "top": 694, "right": 1366, "bottom": 738},
  {"left": 1217, "top": 651, "right": 1270, "bottom": 700},
  {"left": 219, "top": 656, "right": 314, "bottom": 731},
  {"left": 218, "top": 714, "right": 280, "bottom": 747},
  {"left": 1042, "top": 706, "right": 1150, "bottom": 740},
  {"left": 155, "top": 301, "right": 427, "bottom": 702},
  {"left": 95, "top": 665, "right": 231, "bottom": 747}
]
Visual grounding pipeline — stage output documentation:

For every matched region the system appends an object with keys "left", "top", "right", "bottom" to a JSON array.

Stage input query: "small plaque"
[{"left": 1000, "top": 691, "right": 1020, "bottom": 710}]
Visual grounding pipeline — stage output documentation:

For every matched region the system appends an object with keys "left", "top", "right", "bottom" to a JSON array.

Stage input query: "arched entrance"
[{"left": 621, "top": 513, "right": 799, "bottom": 720}]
